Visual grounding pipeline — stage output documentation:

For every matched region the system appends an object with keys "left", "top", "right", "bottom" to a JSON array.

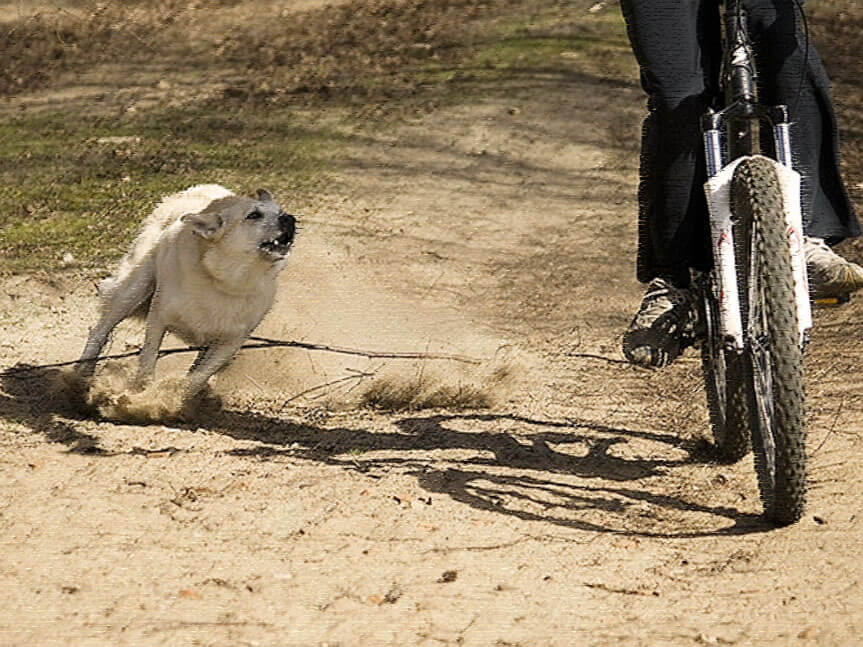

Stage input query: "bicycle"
[{"left": 697, "top": 0, "right": 812, "bottom": 526}]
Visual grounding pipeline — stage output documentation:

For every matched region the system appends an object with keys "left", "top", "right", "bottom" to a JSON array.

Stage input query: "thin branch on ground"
[
  {"left": 248, "top": 336, "right": 483, "bottom": 364},
  {"left": 279, "top": 370, "right": 379, "bottom": 410},
  {"left": 0, "top": 336, "right": 483, "bottom": 377},
  {"left": 810, "top": 396, "right": 846, "bottom": 457},
  {"left": 562, "top": 351, "right": 634, "bottom": 366}
]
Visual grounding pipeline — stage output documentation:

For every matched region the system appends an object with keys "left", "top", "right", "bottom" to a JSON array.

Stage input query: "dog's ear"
[
  {"left": 182, "top": 211, "right": 224, "bottom": 240},
  {"left": 255, "top": 188, "right": 274, "bottom": 202}
]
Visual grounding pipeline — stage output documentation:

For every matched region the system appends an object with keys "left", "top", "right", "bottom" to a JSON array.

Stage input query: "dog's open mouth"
[{"left": 259, "top": 232, "right": 294, "bottom": 257}]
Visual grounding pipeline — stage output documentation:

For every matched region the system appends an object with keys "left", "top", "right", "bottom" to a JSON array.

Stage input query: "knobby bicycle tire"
[
  {"left": 731, "top": 156, "right": 806, "bottom": 526},
  {"left": 699, "top": 284, "right": 751, "bottom": 463}
]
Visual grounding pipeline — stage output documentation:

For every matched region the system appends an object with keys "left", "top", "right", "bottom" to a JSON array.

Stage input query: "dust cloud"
[
  {"left": 64, "top": 236, "right": 524, "bottom": 423},
  {"left": 222, "top": 236, "right": 522, "bottom": 412}
]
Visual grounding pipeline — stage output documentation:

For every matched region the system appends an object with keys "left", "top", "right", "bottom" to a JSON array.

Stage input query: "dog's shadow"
[{"left": 0, "top": 363, "right": 768, "bottom": 537}]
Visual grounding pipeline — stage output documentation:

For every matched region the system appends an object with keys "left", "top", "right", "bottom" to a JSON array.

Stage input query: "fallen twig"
[
  {"left": 810, "top": 395, "right": 846, "bottom": 457},
  {"left": 0, "top": 336, "right": 482, "bottom": 378},
  {"left": 248, "top": 336, "right": 483, "bottom": 364},
  {"left": 563, "top": 351, "right": 631, "bottom": 366},
  {"left": 279, "top": 370, "right": 378, "bottom": 410}
]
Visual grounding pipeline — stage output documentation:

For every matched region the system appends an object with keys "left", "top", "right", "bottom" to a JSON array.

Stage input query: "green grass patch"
[
  {"left": 417, "top": 4, "right": 634, "bottom": 91},
  {"left": 0, "top": 106, "right": 337, "bottom": 273}
]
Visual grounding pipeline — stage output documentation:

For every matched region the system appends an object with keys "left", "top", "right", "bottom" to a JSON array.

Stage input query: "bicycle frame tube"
[{"left": 724, "top": 1, "right": 758, "bottom": 161}]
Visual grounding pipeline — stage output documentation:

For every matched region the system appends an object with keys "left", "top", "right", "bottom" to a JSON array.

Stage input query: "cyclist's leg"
[
  {"left": 745, "top": 0, "right": 858, "bottom": 239},
  {"left": 745, "top": 0, "right": 863, "bottom": 297},
  {"left": 620, "top": 0, "right": 720, "bottom": 287},
  {"left": 620, "top": 0, "right": 719, "bottom": 366}
]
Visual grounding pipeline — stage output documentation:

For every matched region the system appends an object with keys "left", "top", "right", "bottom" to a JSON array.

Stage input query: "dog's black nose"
[{"left": 278, "top": 213, "right": 296, "bottom": 232}]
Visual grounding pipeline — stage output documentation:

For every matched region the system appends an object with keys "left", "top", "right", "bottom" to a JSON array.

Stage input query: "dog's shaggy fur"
[{"left": 76, "top": 184, "right": 296, "bottom": 400}]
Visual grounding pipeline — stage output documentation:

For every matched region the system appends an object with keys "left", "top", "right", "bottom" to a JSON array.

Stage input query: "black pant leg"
[
  {"left": 745, "top": 0, "right": 859, "bottom": 240},
  {"left": 620, "top": 0, "right": 721, "bottom": 285}
]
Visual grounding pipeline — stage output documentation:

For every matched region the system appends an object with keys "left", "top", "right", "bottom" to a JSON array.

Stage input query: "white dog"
[{"left": 76, "top": 184, "right": 296, "bottom": 398}]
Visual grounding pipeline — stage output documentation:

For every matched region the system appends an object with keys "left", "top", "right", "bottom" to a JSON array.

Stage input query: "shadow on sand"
[{"left": 1, "top": 364, "right": 769, "bottom": 538}]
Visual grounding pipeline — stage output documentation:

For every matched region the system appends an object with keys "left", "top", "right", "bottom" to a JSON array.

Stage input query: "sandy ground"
[{"left": 2, "top": 2, "right": 863, "bottom": 646}]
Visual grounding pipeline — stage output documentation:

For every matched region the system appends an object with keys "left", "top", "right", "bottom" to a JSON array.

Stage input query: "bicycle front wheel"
[{"left": 732, "top": 156, "right": 807, "bottom": 526}]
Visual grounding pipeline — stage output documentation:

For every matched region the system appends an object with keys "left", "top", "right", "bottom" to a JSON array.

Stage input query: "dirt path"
[{"left": 2, "top": 3, "right": 863, "bottom": 647}]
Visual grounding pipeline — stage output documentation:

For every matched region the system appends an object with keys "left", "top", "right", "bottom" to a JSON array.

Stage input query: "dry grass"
[
  {"left": 0, "top": 0, "right": 531, "bottom": 100},
  {"left": 0, "top": 1, "right": 200, "bottom": 94},
  {"left": 216, "top": 0, "right": 526, "bottom": 103},
  {"left": 0, "top": 0, "right": 607, "bottom": 108},
  {"left": 359, "top": 361, "right": 517, "bottom": 412},
  {"left": 360, "top": 374, "right": 493, "bottom": 411}
]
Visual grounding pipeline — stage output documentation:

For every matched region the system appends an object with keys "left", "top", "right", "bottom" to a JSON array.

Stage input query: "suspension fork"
[
  {"left": 702, "top": 103, "right": 812, "bottom": 349},
  {"left": 702, "top": 111, "right": 745, "bottom": 352}
]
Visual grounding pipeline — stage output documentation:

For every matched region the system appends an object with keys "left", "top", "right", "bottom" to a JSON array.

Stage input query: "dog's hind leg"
[{"left": 76, "top": 266, "right": 156, "bottom": 378}]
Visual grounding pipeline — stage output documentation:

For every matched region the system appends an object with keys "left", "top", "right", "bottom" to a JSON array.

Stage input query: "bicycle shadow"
[
  {"left": 368, "top": 413, "right": 768, "bottom": 538},
  {"left": 0, "top": 365, "right": 769, "bottom": 537}
]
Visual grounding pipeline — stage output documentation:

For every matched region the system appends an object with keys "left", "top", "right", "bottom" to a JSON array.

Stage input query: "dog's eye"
[{"left": 246, "top": 210, "right": 263, "bottom": 220}]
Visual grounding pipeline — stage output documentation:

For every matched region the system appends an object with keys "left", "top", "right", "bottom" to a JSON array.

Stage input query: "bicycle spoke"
[
  {"left": 698, "top": 270, "right": 751, "bottom": 463},
  {"left": 748, "top": 237, "right": 776, "bottom": 484}
]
